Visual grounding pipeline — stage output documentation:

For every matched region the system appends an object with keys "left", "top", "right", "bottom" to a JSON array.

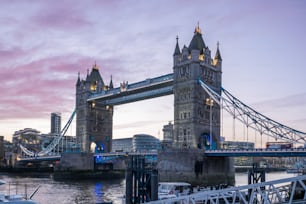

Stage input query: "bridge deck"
[
  {"left": 205, "top": 148, "right": 306, "bottom": 157},
  {"left": 87, "top": 73, "right": 174, "bottom": 105}
]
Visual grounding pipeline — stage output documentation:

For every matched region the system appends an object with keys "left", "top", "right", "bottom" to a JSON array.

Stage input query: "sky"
[{"left": 0, "top": 0, "right": 306, "bottom": 146}]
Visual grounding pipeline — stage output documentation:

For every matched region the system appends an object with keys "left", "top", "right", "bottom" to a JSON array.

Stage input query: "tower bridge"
[
  {"left": 76, "top": 24, "right": 223, "bottom": 153},
  {"left": 18, "top": 25, "right": 306, "bottom": 186}
]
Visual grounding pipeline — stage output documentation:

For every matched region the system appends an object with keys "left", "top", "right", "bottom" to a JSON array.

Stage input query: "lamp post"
[{"left": 206, "top": 98, "right": 214, "bottom": 150}]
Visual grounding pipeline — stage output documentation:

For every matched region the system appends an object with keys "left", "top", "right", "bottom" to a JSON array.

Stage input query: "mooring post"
[
  {"left": 151, "top": 169, "right": 158, "bottom": 201},
  {"left": 125, "top": 156, "right": 133, "bottom": 204}
]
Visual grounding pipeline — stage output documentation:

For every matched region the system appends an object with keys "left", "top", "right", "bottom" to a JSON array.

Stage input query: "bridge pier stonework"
[{"left": 157, "top": 149, "right": 235, "bottom": 186}]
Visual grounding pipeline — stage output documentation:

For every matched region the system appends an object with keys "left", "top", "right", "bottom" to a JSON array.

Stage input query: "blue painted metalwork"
[
  {"left": 205, "top": 148, "right": 306, "bottom": 157},
  {"left": 87, "top": 73, "right": 174, "bottom": 105}
]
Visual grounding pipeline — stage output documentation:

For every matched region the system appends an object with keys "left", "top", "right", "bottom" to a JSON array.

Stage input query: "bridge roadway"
[
  {"left": 205, "top": 148, "right": 306, "bottom": 157},
  {"left": 18, "top": 148, "right": 306, "bottom": 163},
  {"left": 87, "top": 73, "right": 173, "bottom": 105}
]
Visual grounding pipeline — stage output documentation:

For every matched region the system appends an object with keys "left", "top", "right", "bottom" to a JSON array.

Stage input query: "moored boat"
[{"left": 0, "top": 180, "right": 39, "bottom": 204}]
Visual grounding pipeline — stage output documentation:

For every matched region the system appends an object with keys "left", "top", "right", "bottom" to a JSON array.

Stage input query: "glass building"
[
  {"left": 112, "top": 138, "right": 132, "bottom": 153},
  {"left": 132, "top": 134, "right": 161, "bottom": 152}
]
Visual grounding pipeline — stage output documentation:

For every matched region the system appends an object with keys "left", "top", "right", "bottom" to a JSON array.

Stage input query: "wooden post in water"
[{"left": 125, "top": 155, "right": 158, "bottom": 204}]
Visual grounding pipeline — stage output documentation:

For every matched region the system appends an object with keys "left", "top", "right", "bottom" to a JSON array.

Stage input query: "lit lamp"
[{"left": 206, "top": 98, "right": 214, "bottom": 149}]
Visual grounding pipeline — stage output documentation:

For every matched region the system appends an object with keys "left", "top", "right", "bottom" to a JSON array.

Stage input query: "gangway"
[{"left": 146, "top": 175, "right": 306, "bottom": 204}]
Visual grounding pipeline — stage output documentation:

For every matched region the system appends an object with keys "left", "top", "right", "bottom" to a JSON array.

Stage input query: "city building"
[
  {"left": 112, "top": 134, "right": 161, "bottom": 153},
  {"left": 132, "top": 134, "right": 161, "bottom": 152},
  {"left": 51, "top": 112, "right": 61, "bottom": 134},
  {"left": 112, "top": 138, "right": 132, "bottom": 152},
  {"left": 162, "top": 122, "right": 174, "bottom": 145},
  {"left": 0, "top": 136, "right": 4, "bottom": 163},
  {"left": 12, "top": 128, "right": 41, "bottom": 155}
]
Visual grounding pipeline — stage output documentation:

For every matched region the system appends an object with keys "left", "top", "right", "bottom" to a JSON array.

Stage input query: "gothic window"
[{"left": 90, "top": 81, "right": 98, "bottom": 92}]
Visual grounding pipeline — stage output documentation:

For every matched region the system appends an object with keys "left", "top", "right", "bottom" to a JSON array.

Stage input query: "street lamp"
[{"left": 206, "top": 98, "right": 214, "bottom": 150}]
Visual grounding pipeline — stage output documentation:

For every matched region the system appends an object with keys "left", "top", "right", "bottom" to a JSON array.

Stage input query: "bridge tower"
[
  {"left": 173, "top": 25, "right": 222, "bottom": 149},
  {"left": 76, "top": 64, "right": 113, "bottom": 153}
]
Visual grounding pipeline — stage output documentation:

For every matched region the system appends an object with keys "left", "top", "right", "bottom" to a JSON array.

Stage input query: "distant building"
[
  {"left": 112, "top": 138, "right": 132, "bottom": 152},
  {"left": 112, "top": 134, "right": 161, "bottom": 153},
  {"left": 132, "top": 134, "right": 161, "bottom": 152},
  {"left": 0, "top": 136, "right": 4, "bottom": 161},
  {"left": 12, "top": 128, "right": 41, "bottom": 155},
  {"left": 51, "top": 112, "right": 61, "bottom": 134},
  {"left": 162, "top": 122, "right": 174, "bottom": 148}
]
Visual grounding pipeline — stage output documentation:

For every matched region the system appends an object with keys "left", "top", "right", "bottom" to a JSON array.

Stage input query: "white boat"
[
  {"left": 0, "top": 180, "right": 39, "bottom": 204},
  {"left": 158, "top": 182, "right": 192, "bottom": 200}
]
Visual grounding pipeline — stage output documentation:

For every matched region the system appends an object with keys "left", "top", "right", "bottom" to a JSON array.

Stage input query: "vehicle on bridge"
[{"left": 266, "top": 142, "right": 293, "bottom": 149}]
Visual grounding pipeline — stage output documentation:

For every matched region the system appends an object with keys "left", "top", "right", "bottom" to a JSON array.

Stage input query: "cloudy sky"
[{"left": 0, "top": 0, "right": 306, "bottom": 146}]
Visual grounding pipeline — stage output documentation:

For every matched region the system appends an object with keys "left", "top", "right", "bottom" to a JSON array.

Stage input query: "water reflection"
[
  {"left": 0, "top": 171, "right": 295, "bottom": 204},
  {"left": 0, "top": 173, "right": 125, "bottom": 204}
]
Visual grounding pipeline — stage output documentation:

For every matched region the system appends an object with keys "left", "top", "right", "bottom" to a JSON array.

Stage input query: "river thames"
[{"left": 0, "top": 171, "right": 298, "bottom": 204}]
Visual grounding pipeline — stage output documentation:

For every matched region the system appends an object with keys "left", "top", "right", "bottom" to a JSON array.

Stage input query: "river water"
[{"left": 0, "top": 171, "right": 297, "bottom": 204}]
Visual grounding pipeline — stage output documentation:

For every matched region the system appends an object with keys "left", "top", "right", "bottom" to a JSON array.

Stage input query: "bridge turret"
[
  {"left": 213, "top": 42, "right": 222, "bottom": 69},
  {"left": 173, "top": 36, "right": 181, "bottom": 66},
  {"left": 76, "top": 63, "right": 113, "bottom": 153},
  {"left": 173, "top": 24, "right": 221, "bottom": 149},
  {"left": 109, "top": 75, "right": 114, "bottom": 89}
]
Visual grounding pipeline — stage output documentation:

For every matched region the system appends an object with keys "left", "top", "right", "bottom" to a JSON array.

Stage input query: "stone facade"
[
  {"left": 76, "top": 64, "right": 113, "bottom": 153},
  {"left": 157, "top": 149, "right": 235, "bottom": 186},
  {"left": 173, "top": 25, "right": 222, "bottom": 149}
]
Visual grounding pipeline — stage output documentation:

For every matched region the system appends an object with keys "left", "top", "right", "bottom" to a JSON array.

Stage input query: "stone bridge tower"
[
  {"left": 173, "top": 25, "right": 222, "bottom": 149},
  {"left": 76, "top": 64, "right": 113, "bottom": 153}
]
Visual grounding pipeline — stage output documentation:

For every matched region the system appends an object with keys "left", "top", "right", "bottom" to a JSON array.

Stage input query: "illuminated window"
[{"left": 90, "top": 81, "right": 98, "bottom": 91}]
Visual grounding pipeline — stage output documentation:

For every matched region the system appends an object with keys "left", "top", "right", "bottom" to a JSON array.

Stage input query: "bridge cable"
[
  {"left": 19, "top": 109, "right": 76, "bottom": 157},
  {"left": 197, "top": 78, "right": 306, "bottom": 144}
]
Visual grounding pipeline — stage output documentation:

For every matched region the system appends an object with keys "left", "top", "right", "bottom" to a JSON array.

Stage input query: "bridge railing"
[
  {"left": 206, "top": 148, "right": 306, "bottom": 153},
  {"left": 88, "top": 73, "right": 173, "bottom": 101},
  {"left": 146, "top": 175, "right": 306, "bottom": 204}
]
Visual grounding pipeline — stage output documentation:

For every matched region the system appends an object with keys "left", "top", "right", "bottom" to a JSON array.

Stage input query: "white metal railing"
[{"left": 146, "top": 175, "right": 306, "bottom": 204}]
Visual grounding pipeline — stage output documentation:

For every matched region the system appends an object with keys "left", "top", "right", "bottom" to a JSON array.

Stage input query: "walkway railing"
[
  {"left": 205, "top": 148, "right": 306, "bottom": 157},
  {"left": 146, "top": 175, "right": 306, "bottom": 204}
]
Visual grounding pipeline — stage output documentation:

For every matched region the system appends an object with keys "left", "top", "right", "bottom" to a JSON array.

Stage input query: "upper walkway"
[
  {"left": 87, "top": 73, "right": 173, "bottom": 105},
  {"left": 205, "top": 148, "right": 306, "bottom": 157}
]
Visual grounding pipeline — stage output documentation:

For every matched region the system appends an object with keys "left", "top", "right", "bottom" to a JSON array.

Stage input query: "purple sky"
[{"left": 1, "top": 0, "right": 306, "bottom": 145}]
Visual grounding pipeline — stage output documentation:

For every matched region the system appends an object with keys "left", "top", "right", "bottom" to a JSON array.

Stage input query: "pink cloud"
[{"left": 0, "top": 52, "right": 130, "bottom": 121}]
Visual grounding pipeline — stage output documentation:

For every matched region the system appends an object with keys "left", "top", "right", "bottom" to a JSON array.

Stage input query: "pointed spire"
[
  {"left": 173, "top": 35, "right": 181, "bottom": 56},
  {"left": 194, "top": 21, "right": 202, "bottom": 34},
  {"left": 76, "top": 72, "right": 81, "bottom": 86},
  {"left": 86, "top": 68, "right": 90, "bottom": 81},
  {"left": 93, "top": 61, "right": 99, "bottom": 70},
  {"left": 214, "top": 41, "right": 222, "bottom": 61},
  {"left": 189, "top": 23, "right": 205, "bottom": 51},
  {"left": 109, "top": 75, "right": 113, "bottom": 89}
]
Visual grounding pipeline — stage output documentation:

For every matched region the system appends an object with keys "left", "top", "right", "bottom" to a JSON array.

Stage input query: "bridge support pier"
[
  {"left": 157, "top": 149, "right": 235, "bottom": 186},
  {"left": 55, "top": 152, "right": 94, "bottom": 171}
]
